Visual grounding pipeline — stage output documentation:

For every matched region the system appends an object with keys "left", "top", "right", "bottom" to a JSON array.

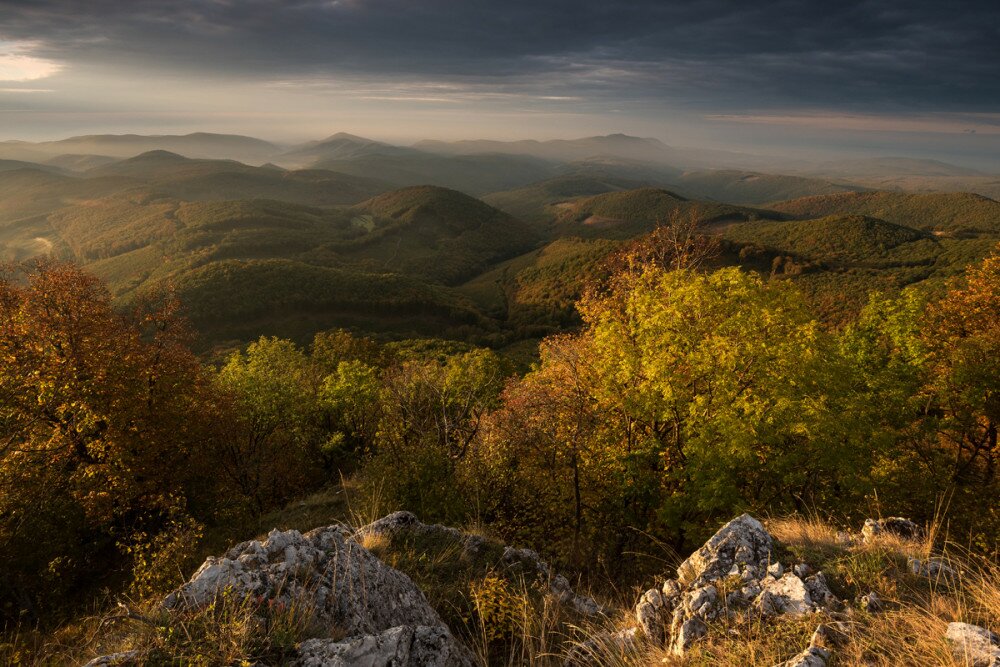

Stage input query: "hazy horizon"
[{"left": 1, "top": 1, "right": 999, "bottom": 170}]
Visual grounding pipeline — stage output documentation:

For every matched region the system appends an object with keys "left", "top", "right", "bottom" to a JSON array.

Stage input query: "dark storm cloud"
[{"left": 0, "top": 0, "right": 998, "bottom": 111}]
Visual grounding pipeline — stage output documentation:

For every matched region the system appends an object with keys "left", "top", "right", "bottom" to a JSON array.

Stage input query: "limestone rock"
[
  {"left": 804, "top": 572, "right": 839, "bottom": 610},
  {"left": 165, "top": 526, "right": 446, "bottom": 639},
  {"left": 756, "top": 572, "right": 815, "bottom": 616},
  {"left": 862, "top": 517, "right": 921, "bottom": 543},
  {"left": 635, "top": 587, "right": 669, "bottom": 644},
  {"left": 632, "top": 515, "right": 842, "bottom": 657},
  {"left": 670, "top": 615, "right": 708, "bottom": 656},
  {"left": 295, "top": 625, "right": 468, "bottom": 667},
  {"left": 155, "top": 522, "right": 475, "bottom": 666},
  {"left": 945, "top": 622, "right": 1000, "bottom": 667},
  {"left": 774, "top": 646, "right": 831, "bottom": 667},
  {"left": 82, "top": 652, "right": 140, "bottom": 667},
  {"left": 859, "top": 590, "right": 881, "bottom": 612},
  {"left": 908, "top": 556, "right": 957, "bottom": 582},
  {"left": 676, "top": 514, "right": 774, "bottom": 588}
]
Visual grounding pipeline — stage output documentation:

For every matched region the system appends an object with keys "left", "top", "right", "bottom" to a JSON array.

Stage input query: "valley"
[{"left": 3, "top": 131, "right": 998, "bottom": 353}]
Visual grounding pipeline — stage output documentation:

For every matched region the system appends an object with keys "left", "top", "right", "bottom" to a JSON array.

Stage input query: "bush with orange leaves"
[{"left": 0, "top": 260, "right": 226, "bottom": 624}]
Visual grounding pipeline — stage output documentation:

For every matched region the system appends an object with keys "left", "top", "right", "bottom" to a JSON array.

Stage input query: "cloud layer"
[
  {"left": 2, "top": 0, "right": 997, "bottom": 108},
  {"left": 0, "top": 0, "right": 998, "bottom": 163}
]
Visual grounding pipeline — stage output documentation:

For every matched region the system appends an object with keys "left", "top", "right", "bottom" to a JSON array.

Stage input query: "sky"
[{"left": 1, "top": 0, "right": 999, "bottom": 168}]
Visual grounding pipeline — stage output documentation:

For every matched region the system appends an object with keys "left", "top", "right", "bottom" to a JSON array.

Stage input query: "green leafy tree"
[
  {"left": 370, "top": 349, "right": 503, "bottom": 521},
  {"left": 215, "top": 337, "right": 324, "bottom": 512}
]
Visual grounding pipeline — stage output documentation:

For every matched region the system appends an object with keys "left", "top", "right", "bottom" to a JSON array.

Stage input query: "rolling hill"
[
  {"left": 810, "top": 157, "right": 986, "bottom": 179},
  {"left": 768, "top": 191, "right": 1000, "bottom": 234},
  {"left": 723, "top": 214, "right": 930, "bottom": 266},
  {"left": 0, "top": 132, "right": 280, "bottom": 163},
  {"left": 279, "top": 132, "right": 417, "bottom": 166},
  {"left": 347, "top": 186, "right": 541, "bottom": 284},
  {"left": 457, "top": 236, "right": 621, "bottom": 331},
  {"left": 0, "top": 176, "right": 539, "bottom": 347},
  {"left": 312, "top": 151, "right": 559, "bottom": 196},
  {"left": 673, "top": 169, "right": 865, "bottom": 205},
  {"left": 552, "top": 187, "right": 768, "bottom": 238},
  {"left": 89, "top": 151, "right": 391, "bottom": 205},
  {"left": 166, "top": 258, "right": 491, "bottom": 346},
  {"left": 482, "top": 175, "right": 651, "bottom": 226},
  {"left": 5, "top": 134, "right": 1000, "bottom": 351},
  {"left": 44, "top": 154, "right": 119, "bottom": 172}
]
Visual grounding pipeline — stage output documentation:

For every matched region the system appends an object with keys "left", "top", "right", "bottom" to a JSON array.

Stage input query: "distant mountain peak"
[
  {"left": 321, "top": 132, "right": 382, "bottom": 144},
  {"left": 130, "top": 149, "right": 188, "bottom": 159}
]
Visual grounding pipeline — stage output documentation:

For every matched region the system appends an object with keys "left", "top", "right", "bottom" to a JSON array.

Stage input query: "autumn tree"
[
  {"left": 471, "top": 263, "right": 856, "bottom": 568},
  {"left": 0, "top": 260, "right": 220, "bottom": 620},
  {"left": 923, "top": 245, "right": 1000, "bottom": 489}
]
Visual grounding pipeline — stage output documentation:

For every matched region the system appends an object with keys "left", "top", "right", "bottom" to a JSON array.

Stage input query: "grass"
[
  {"left": 7, "top": 499, "right": 999, "bottom": 666},
  {"left": 563, "top": 513, "right": 998, "bottom": 666}
]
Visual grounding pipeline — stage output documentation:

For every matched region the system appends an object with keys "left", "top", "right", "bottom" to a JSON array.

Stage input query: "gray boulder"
[
  {"left": 676, "top": 514, "right": 774, "bottom": 587},
  {"left": 755, "top": 572, "right": 815, "bottom": 616},
  {"left": 165, "top": 526, "right": 446, "bottom": 637},
  {"left": 861, "top": 517, "right": 921, "bottom": 543},
  {"left": 636, "top": 514, "right": 773, "bottom": 653},
  {"left": 946, "top": 622, "right": 1000, "bottom": 667},
  {"left": 633, "top": 514, "right": 842, "bottom": 658},
  {"left": 296, "top": 625, "right": 467, "bottom": 667},
  {"left": 161, "top": 524, "right": 474, "bottom": 667},
  {"left": 774, "top": 646, "right": 830, "bottom": 667},
  {"left": 908, "top": 556, "right": 958, "bottom": 582}
]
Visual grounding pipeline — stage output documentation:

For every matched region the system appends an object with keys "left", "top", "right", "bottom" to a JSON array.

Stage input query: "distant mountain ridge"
[
  {"left": 415, "top": 133, "right": 676, "bottom": 163},
  {"left": 280, "top": 132, "right": 418, "bottom": 166},
  {"left": 0, "top": 132, "right": 279, "bottom": 164}
]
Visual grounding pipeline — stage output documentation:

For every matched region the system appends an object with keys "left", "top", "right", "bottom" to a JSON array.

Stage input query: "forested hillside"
[{"left": 2, "top": 135, "right": 1000, "bottom": 666}]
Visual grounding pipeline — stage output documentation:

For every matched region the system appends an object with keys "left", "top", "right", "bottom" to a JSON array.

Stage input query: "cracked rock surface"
[{"left": 632, "top": 514, "right": 841, "bottom": 657}]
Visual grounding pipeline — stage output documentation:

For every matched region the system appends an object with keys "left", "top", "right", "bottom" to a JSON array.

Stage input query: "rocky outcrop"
[
  {"left": 770, "top": 622, "right": 849, "bottom": 667},
  {"left": 861, "top": 517, "right": 921, "bottom": 543},
  {"left": 296, "top": 625, "right": 468, "bottom": 667},
  {"left": 675, "top": 513, "right": 774, "bottom": 587},
  {"left": 908, "top": 555, "right": 958, "bottom": 582},
  {"left": 775, "top": 646, "right": 830, "bottom": 667},
  {"left": 361, "top": 511, "right": 603, "bottom": 617},
  {"left": 90, "top": 510, "right": 608, "bottom": 667},
  {"left": 632, "top": 514, "right": 842, "bottom": 657},
  {"left": 946, "top": 622, "right": 1000, "bottom": 667},
  {"left": 96, "top": 523, "right": 475, "bottom": 667},
  {"left": 165, "top": 525, "right": 457, "bottom": 641},
  {"left": 82, "top": 652, "right": 140, "bottom": 667}
]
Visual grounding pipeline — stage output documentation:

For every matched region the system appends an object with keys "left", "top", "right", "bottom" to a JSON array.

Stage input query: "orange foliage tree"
[{"left": 0, "top": 260, "right": 222, "bottom": 620}]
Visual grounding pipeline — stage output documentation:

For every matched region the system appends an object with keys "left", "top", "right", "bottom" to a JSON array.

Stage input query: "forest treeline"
[{"left": 0, "top": 230, "right": 997, "bottom": 629}]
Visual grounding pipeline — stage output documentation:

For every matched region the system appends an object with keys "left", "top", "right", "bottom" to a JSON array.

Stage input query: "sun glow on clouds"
[{"left": 0, "top": 41, "right": 62, "bottom": 82}]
